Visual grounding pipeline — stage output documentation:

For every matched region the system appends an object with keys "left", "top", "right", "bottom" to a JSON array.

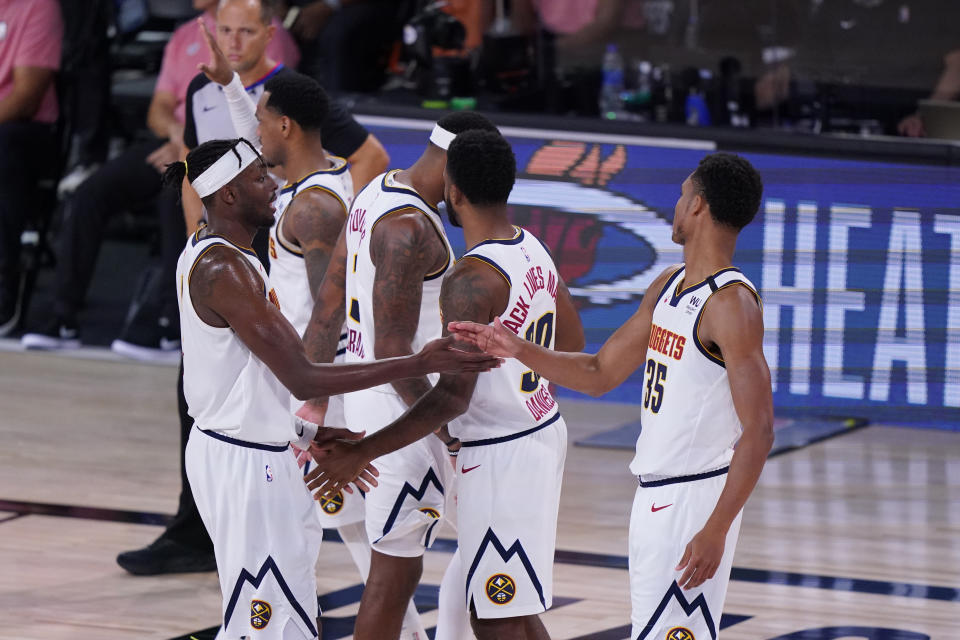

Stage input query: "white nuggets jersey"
[
  {"left": 342, "top": 170, "right": 453, "bottom": 401},
  {"left": 177, "top": 229, "right": 294, "bottom": 444},
  {"left": 450, "top": 227, "right": 561, "bottom": 442},
  {"left": 268, "top": 158, "right": 353, "bottom": 335},
  {"left": 629, "top": 266, "right": 761, "bottom": 479}
]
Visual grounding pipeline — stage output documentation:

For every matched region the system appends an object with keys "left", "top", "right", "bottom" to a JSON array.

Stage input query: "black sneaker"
[
  {"left": 116, "top": 537, "right": 217, "bottom": 576},
  {"left": 111, "top": 315, "right": 180, "bottom": 363},
  {"left": 21, "top": 317, "right": 81, "bottom": 349}
]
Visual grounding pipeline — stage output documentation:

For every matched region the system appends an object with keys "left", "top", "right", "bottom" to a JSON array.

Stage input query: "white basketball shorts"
[
  {"left": 629, "top": 468, "right": 743, "bottom": 640},
  {"left": 186, "top": 426, "right": 324, "bottom": 640},
  {"left": 345, "top": 388, "right": 452, "bottom": 557},
  {"left": 456, "top": 413, "right": 567, "bottom": 619}
]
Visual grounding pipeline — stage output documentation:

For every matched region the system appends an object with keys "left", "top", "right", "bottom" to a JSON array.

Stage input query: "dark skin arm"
[
  {"left": 281, "top": 188, "right": 348, "bottom": 299},
  {"left": 554, "top": 278, "right": 585, "bottom": 353},
  {"left": 675, "top": 284, "right": 774, "bottom": 589},
  {"left": 370, "top": 211, "right": 449, "bottom": 407},
  {"left": 305, "top": 259, "right": 509, "bottom": 497},
  {"left": 448, "top": 266, "right": 680, "bottom": 396},
  {"left": 188, "top": 243, "right": 498, "bottom": 401}
]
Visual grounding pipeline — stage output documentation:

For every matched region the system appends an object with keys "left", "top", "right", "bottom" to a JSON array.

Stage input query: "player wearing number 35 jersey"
[
  {"left": 305, "top": 130, "right": 584, "bottom": 640},
  {"left": 448, "top": 152, "right": 774, "bottom": 640}
]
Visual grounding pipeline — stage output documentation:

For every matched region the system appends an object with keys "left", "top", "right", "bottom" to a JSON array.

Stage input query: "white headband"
[
  {"left": 429, "top": 124, "right": 456, "bottom": 150},
  {"left": 190, "top": 140, "right": 261, "bottom": 198}
]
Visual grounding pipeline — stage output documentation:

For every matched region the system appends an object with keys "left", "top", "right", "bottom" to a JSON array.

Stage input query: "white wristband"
[{"left": 293, "top": 416, "right": 319, "bottom": 449}]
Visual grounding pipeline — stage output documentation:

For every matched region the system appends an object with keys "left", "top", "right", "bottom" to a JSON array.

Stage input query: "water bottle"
[{"left": 599, "top": 43, "right": 625, "bottom": 120}]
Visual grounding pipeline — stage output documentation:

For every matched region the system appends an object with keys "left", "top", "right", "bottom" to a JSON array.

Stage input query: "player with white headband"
[
  {"left": 301, "top": 112, "right": 500, "bottom": 640},
  {"left": 161, "top": 138, "right": 500, "bottom": 640}
]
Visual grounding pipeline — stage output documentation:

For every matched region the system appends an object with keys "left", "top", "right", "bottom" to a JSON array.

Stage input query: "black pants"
[
  {"left": 161, "top": 361, "right": 214, "bottom": 552},
  {"left": 54, "top": 137, "right": 184, "bottom": 321},
  {"left": 0, "top": 121, "right": 56, "bottom": 304}
]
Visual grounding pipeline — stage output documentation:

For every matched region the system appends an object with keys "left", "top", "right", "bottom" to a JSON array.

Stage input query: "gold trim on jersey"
[
  {"left": 280, "top": 156, "right": 349, "bottom": 190},
  {"left": 276, "top": 183, "right": 350, "bottom": 258},
  {"left": 459, "top": 255, "right": 511, "bottom": 288},
  {"left": 673, "top": 266, "right": 741, "bottom": 300},
  {"left": 369, "top": 205, "right": 451, "bottom": 280},
  {"left": 693, "top": 280, "right": 762, "bottom": 366}
]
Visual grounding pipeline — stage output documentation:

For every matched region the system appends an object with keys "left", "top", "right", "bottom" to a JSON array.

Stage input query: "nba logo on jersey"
[
  {"left": 521, "top": 246, "right": 531, "bottom": 262},
  {"left": 250, "top": 599, "right": 272, "bottom": 629},
  {"left": 265, "top": 465, "right": 273, "bottom": 482}
]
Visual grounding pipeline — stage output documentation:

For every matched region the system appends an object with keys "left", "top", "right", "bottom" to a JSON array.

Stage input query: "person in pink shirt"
[
  {"left": 20, "top": 0, "right": 301, "bottom": 356},
  {"left": 0, "top": 0, "right": 63, "bottom": 334}
]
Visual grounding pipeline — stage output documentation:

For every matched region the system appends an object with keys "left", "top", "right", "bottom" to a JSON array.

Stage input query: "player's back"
[
  {"left": 176, "top": 229, "right": 293, "bottom": 444},
  {"left": 342, "top": 170, "right": 453, "bottom": 396},
  {"left": 268, "top": 157, "right": 353, "bottom": 335},
  {"left": 630, "top": 265, "right": 761, "bottom": 479},
  {"left": 451, "top": 227, "right": 562, "bottom": 443}
]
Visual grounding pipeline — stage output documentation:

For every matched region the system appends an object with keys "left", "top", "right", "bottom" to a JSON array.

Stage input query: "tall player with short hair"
[
  {"left": 302, "top": 112, "right": 505, "bottom": 640},
  {"left": 164, "top": 138, "right": 498, "bottom": 639},
  {"left": 449, "top": 152, "right": 774, "bottom": 639},
  {"left": 305, "top": 130, "right": 585, "bottom": 640}
]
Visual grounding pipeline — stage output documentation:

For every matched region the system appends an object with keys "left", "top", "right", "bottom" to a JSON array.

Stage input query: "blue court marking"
[{"left": 3, "top": 498, "right": 955, "bottom": 605}]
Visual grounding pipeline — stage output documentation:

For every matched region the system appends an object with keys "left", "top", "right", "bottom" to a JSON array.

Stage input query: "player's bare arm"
[
  {"left": 189, "top": 244, "right": 499, "bottom": 401},
  {"left": 371, "top": 211, "right": 449, "bottom": 407},
  {"left": 553, "top": 277, "right": 586, "bottom": 352},
  {"left": 283, "top": 189, "right": 348, "bottom": 298},
  {"left": 305, "top": 260, "right": 508, "bottom": 497},
  {"left": 449, "top": 264, "right": 680, "bottom": 396},
  {"left": 675, "top": 283, "right": 774, "bottom": 590}
]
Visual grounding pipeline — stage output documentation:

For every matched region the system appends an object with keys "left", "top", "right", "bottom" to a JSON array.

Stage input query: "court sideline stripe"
[{"left": 1, "top": 498, "right": 956, "bottom": 603}]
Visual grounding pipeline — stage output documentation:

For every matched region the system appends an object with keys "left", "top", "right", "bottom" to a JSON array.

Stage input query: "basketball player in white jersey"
[
  {"left": 301, "top": 111, "right": 503, "bottom": 640},
  {"left": 449, "top": 152, "right": 774, "bottom": 640},
  {"left": 164, "top": 138, "right": 498, "bottom": 640},
  {"left": 197, "top": 35, "right": 429, "bottom": 634},
  {"left": 305, "top": 130, "right": 584, "bottom": 640}
]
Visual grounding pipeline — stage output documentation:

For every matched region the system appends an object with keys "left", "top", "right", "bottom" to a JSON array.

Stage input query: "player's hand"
[
  {"left": 417, "top": 335, "right": 502, "bottom": 374},
  {"left": 146, "top": 141, "right": 180, "bottom": 173},
  {"left": 898, "top": 113, "right": 926, "bottom": 137},
  {"left": 675, "top": 524, "right": 726, "bottom": 590},
  {"left": 197, "top": 18, "right": 234, "bottom": 86},
  {"left": 305, "top": 439, "right": 378, "bottom": 497},
  {"left": 447, "top": 317, "right": 520, "bottom": 358},
  {"left": 290, "top": 443, "right": 311, "bottom": 468}
]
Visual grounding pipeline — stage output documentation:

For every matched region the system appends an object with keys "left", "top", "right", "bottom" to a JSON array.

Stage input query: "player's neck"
[
  {"left": 284, "top": 140, "right": 331, "bottom": 184},
  {"left": 204, "top": 216, "right": 257, "bottom": 249},
  {"left": 681, "top": 234, "right": 737, "bottom": 284},
  {"left": 463, "top": 210, "right": 513, "bottom": 248},
  {"left": 238, "top": 57, "right": 277, "bottom": 88}
]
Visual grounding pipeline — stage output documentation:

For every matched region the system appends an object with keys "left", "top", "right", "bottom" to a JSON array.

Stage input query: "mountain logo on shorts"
[
  {"left": 320, "top": 491, "right": 345, "bottom": 514},
  {"left": 250, "top": 599, "right": 272, "bottom": 629},
  {"left": 666, "top": 627, "right": 694, "bottom": 640},
  {"left": 486, "top": 574, "right": 516, "bottom": 605},
  {"left": 419, "top": 507, "right": 441, "bottom": 519}
]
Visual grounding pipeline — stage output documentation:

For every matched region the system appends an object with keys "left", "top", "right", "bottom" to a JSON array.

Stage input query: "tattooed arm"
[
  {"left": 304, "top": 259, "right": 509, "bottom": 495},
  {"left": 281, "top": 188, "right": 348, "bottom": 299},
  {"left": 369, "top": 210, "right": 449, "bottom": 407}
]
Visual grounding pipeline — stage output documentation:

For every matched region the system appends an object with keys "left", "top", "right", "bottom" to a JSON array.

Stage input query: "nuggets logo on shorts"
[
  {"left": 250, "top": 599, "right": 272, "bottom": 629},
  {"left": 485, "top": 574, "right": 516, "bottom": 605},
  {"left": 269, "top": 236, "right": 277, "bottom": 259},
  {"left": 319, "top": 491, "right": 344, "bottom": 514},
  {"left": 419, "top": 507, "right": 440, "bottom": 519},
  {"left": 666, "top": 627, "right": 694, "bottom": 640},
  {"left": 268, "top": 288, "right": 281, "bottom": 311}
]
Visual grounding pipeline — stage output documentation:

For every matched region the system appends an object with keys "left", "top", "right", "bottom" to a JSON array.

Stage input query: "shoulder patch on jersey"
[
  {"left": 250, "top": 599, "right": 272, "bottom": 629},
  {"left": 666, "top": 627, "right": 694, "bottom": 640},
  {"left": 485, "top": 573, "right": 517, "bottom": 605}
]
